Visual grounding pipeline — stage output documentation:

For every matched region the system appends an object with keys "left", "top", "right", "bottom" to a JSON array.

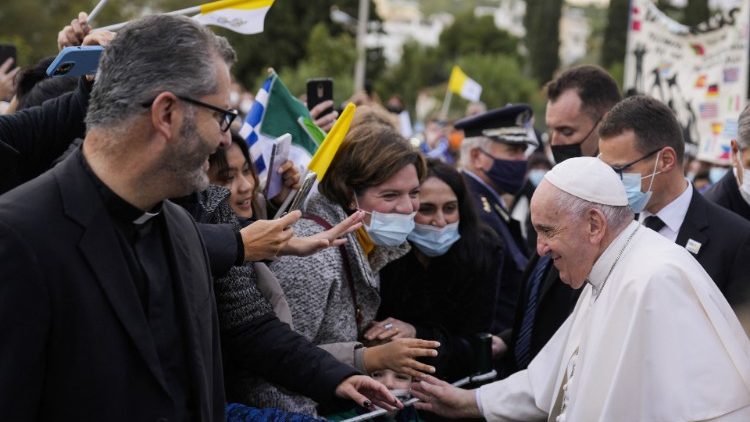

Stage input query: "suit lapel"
[
  {"left": 57, "top": 150, "right": 170, "bottom": 394},
  {"left": 675, "top": 187, "right": 709, "bottom": 259}
]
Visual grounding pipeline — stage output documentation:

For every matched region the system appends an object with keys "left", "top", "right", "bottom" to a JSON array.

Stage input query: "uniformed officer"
[{"left": 456, "top": 104, "right": 537, "bottom": 334}]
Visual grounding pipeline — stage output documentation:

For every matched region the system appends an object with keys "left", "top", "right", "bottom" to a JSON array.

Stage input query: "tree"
[
  {"left": 523, "top": 0, "right": 563, "bottom": 84},
  {"left": 436, "top": 12, "right": 519, "bottom": 62},
  {"left": 683, "top": 0, "right": 710, "bottom": 27},
  {"left": 601, "top": 0, "right": 629, "bottom": 69}
]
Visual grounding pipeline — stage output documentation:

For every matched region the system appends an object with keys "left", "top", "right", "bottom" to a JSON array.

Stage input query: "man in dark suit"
[
  {"left": 497, "top": 66, "right": 621, "bottom": 375},
  {"left": 704, "top": 105, "right": 750, "bottom": 221},
  {"left": 598, "top": 95, "right": 750, "bottom": 307},
  {"left": 0, "top": 15, "right": 395, "bottom": 421},
  {"left": 456, "top": 104, "right": 538, "bottom": 334}
]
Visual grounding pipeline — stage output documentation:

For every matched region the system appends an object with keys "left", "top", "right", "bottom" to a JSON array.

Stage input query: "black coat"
[
  {"left": 378, "top": 245, "right": 500, "bottom": 382},
  {"left": 0, "top": 78, "right": 89, "bottom": 195},
  {"left": 703, "top": 169, "right": 750, "bottom": 221},
  {"left": 676, "top": 187, "right": 750, "bottom": 306},
  {"left": 463, "top": 173, "right": 528, "bottom": 333},
  {"left": 0, "top": 149, "right": 225, "bottom": 421},
  {"left": 498, "top": 255, "right": 581, "bottom": 376}
]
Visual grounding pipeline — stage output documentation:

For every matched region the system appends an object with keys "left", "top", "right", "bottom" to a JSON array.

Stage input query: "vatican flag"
[
  {"left": 448, "top": 66, "right": 482, "bottom": 102},
  {"left": 193, "top": 0, "right": 275, "bottom": 35}
]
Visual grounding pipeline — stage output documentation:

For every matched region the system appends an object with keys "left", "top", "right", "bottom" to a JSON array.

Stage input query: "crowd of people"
[{"left": 0, "top": 10, "right": 749, "bottom": 422}]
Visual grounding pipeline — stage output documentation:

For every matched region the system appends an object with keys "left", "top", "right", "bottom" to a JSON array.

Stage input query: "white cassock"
[{"left": 478, "top": 221, "right": 750, "bottom": 421}]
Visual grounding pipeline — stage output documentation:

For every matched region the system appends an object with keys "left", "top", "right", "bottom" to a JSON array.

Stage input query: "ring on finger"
[{"left": 383, "top": 322, "right": 394, "bottom": 330}]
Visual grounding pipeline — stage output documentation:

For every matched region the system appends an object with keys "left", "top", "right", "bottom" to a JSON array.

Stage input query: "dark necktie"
[
  {"left": 514, "top": 255, "right": 551, "bottom": 368},
  {"left": 644, "top": 215, "right": 666, "bottom": 232}
]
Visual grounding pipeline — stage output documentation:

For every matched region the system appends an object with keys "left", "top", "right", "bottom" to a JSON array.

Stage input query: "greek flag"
[
  {"left": 239, "top": 75, "right": 274, "bottom": 176},
  {"left": 239, "top": 71, "right": 322, "bottom": 182}
]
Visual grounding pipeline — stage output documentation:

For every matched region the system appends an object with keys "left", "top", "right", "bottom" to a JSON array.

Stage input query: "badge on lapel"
[
  {"left": 685, "top": 239, "right": 702, "bottom": 255},
  {"left": 481, "top": 196, "right": 491, "bottom": 213}
]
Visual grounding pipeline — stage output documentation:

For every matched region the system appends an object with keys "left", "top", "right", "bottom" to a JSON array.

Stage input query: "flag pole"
[
  {"left": 98, "top": 5, "right": 202, "bottom": 31},
  {"left": 88, "top": 0, "right": 109, "bottom": 24},
  {"left": 439, "top": 89, "right": 453, "bottom": 121},
  {"left": 97, "top": 0, "right": 257, "bottom": 31}
]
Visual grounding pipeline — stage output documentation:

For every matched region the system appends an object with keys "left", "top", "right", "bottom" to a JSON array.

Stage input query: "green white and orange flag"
[{"left": 193, "top": 0, "right": 275, "bottom": 34}]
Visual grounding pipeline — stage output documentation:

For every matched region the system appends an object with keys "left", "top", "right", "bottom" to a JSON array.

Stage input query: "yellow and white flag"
[
  {"left": 193, "top": 0, "right": 275, "bottom": 35},
  {"left": 448, "top": 65, "right": 482, "bottom": 102}
]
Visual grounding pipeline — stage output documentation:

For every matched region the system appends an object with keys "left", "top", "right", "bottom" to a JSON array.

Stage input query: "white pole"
[
  {"left": 440, "top": 90, "right": 453, "bottom": 120},
  {"left": 97, "top": 5, "right": 202, "bottom": 31},
  {"left": 88, "top": 0, "right": 109, "bottom": 24},
  {"left": 353, "top": 0, "right": 370, "bottom": 93}
]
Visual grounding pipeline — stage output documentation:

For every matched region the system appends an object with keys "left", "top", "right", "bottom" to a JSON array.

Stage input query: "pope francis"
[{"left": 411, "top": 157, "right": 750, "bottom": 421}]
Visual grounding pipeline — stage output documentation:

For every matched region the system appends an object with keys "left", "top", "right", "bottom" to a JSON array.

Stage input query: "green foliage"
[
  {"left": 437, "top": 12, "right": 518, "bottom": 61},
  {"left": 276, "top": 23, "right": 356, "bottom": 105},
  {"left": 524, "top": 0, "right": 563, "bottom": 84},
  {"left": 601, "top": 0, "right": 629, "bottom": 69},
  {"left": 376, "top": 41, "right": 443, "bottom": 115}
]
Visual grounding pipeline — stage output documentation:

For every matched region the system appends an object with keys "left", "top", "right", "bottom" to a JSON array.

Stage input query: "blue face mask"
[
  {"left": 480, "top": 149, "right": 527, "bottom": 194},
  {"left": 709, "top": 167, "right": 729, "bottom": 184},
  {"left": 621, "top": 151, "right": 662, "bottom": 213},
  {"left": 407, "top": 222, "right": 461, "bottom": 257},
  {"left": 527, "top": 169, "right": 548, "bottom": 187},
  {"left": 362, "top": 209, "right": 416, "bottom": 247}
]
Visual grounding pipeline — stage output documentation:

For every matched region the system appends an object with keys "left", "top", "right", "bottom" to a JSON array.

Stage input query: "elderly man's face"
[
  {"left": 545, "top": 89, "right": 599, "bottom": 157},
  {"left": 530, "top": 181, "right": 598, "bottom": 289}
]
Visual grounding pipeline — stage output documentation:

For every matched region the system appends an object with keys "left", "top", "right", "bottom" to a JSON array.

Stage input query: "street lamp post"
[{"left": 354, "top": 0, "right": 370, "bottom": 94}]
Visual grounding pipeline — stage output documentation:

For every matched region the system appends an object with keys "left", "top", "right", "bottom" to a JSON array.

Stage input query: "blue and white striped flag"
[
  {"left": 239, "top": 75, "right": 275, "bottom": 177},
  {"left": 239, "top": 71, "right": 323, "bottom": 184}
]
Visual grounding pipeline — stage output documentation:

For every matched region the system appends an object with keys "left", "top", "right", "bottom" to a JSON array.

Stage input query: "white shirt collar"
[
  {"left": 587, "top": 221, "right": 640, "bottom": 294},
  {"left": 133, "top": 210, "right": 160, "bottom": 225},
  {"left": 639, "top": 180, "right": 691, "bottom": 241}
]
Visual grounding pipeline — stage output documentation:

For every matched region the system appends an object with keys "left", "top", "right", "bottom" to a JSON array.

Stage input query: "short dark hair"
[
  {"left": 598, "top": 95, "right": 685, "bottom": 164},
  {"left": 545, "top": 65, "right": 622, "bottom": 121},
  {"left": 319, "top": 121, "right": 426, "bottom": 208}
]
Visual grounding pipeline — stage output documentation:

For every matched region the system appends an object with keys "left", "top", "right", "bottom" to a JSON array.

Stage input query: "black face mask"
[
  {"left": 549, "top": 116, "right": 602, "bottom": 164},
  {"left": 550, "top": 142, "right": 583, "bottom": 164}
]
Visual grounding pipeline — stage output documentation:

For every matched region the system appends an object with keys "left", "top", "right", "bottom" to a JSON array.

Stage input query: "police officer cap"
[{"left": 454, "top": 104, "right": 538, "bottom": 147}]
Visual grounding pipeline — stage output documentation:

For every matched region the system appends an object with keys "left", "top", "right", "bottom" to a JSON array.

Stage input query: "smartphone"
[
  {"left": 306, "top": 78, "right": 334, "bottom": 116},
  {"left": 287, "top": 171, "right": 318, "bottom": 213},
  {"left": 263, "top": 133, "right": 292, "bottom": 200},
  {"left": 46, "top": 46, "right": 104, "bottom": 77},
  {"left": 0, "top": 44, "right": 17, "bottom": 67}
]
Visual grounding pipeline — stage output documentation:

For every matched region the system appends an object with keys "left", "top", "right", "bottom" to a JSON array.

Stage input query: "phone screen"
[
  {"left": 0, "top": 44, "right": 17, "bottom": 67},
  {"left": 306, "top": 78, "right": 334, "bottom": 116}
]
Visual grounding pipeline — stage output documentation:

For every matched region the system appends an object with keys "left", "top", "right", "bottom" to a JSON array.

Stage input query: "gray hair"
[
  {"left": 459, "top": 136, "right": 494, "bottom": 169},
  {"left": 738, "top": 105, "right": 750, "bottom": 150},
  {"left": 551, "top": 186, "right": 633, "bottom": 230},
  {"left": 86, "top": 14, "right": 236, "bottom": 129}
]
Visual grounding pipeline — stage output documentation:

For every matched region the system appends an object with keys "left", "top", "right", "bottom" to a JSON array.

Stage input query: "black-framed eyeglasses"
[
  {"left": 142, "top": 95, "right": 239, "bottom": 132},
  {"left": 609, "top": 147, "right": 662, "bottom": 179}
]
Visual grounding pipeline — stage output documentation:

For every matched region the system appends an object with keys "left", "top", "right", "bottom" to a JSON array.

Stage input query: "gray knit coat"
[{"left": 261, "top": 191, "right": 411, "bottom": 414}]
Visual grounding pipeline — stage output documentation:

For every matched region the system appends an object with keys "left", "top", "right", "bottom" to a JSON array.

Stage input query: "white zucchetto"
[{"left": 544, "top": 156, "right": 628, "bottom": 206}]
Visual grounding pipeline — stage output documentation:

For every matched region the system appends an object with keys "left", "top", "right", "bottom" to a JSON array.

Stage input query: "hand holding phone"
[
  {"left": 0, "top": 44, "right": 19, "bottom": 101},
  {"left": 47, "top": 45, "right": 104, "bottom": 77},
  {"left": 307, "top": 78, "right": 334, "bottom": 117}
]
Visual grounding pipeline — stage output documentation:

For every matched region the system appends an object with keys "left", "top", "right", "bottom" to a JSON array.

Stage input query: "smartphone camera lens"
[{"left": 54, "top": 62, "right": 75, "bottom": 76}]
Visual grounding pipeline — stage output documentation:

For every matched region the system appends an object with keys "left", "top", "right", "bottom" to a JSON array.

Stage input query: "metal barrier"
[{"left": 339, "top": 369, "right": 497, "bottom": 422}]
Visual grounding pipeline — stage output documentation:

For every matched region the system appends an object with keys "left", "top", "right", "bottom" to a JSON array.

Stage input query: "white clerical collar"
[
  {"left": 638, "top": 179, "right": 691, "bottom": 236},
  {"left": 133, "top": 210, "right": 160, "bottom": 225},
  {"left": 587, "top": 221, "right": 640, "bottom": 294}
]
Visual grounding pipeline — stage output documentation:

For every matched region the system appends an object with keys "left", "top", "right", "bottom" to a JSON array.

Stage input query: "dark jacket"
[
  {"left": 703, "top": 169, "right": 750, "bottom": 221},
  {"left": 0, "top": 149, "right": 225, "bottom": 421},
  {"left": 499, "top": 255, "right": 581, "bottom": 376},
  {"left": 0, "top": 77, "right": 90, "bottom": 194},
  {"left": 676, "top": 187, "right": 750, "bottom": 306},
  {"left": 463, "top": 172, "right": 528, "bottom": 333},
  {"left": 378, "top": 244, "right": 500, "bottom": 382}
]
